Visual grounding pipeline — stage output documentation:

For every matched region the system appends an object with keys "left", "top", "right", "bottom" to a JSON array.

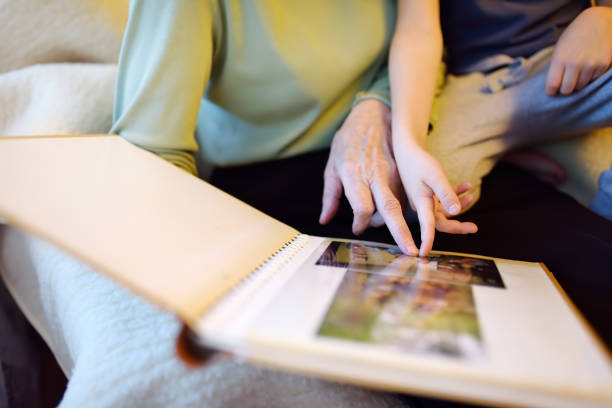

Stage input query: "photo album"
[{"left": 0, "top": 135, "right": 611, "bottom": 408}]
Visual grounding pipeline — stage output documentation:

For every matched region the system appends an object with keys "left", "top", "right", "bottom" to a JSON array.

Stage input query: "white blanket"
[
  {"left": 0, "top": 1, "right": 407, "bottom": 406},
  {"left": 0, "top": 0, "right": 127, "bottom": 74}
]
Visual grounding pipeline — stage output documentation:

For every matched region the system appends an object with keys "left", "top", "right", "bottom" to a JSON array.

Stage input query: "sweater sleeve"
[
  {"left": 110, "top": 0, "right": 214, "bottom": 175},
  {"left": 353, "top": 65, "right": 391, "bottom": 108}
]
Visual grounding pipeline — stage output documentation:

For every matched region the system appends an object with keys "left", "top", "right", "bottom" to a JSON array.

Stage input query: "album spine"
[{"left": 176, "top": 233, "right": 310, "bottom": 365}]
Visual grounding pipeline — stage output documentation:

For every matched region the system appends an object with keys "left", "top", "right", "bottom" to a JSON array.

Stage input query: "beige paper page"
[{"left": 0, "top": 135, "right": 299, "bottom": 324}]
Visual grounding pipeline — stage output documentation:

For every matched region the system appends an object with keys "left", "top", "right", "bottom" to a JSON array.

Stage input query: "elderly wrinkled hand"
[{"left": 320, "top": 99, "right": 477, "bottom": 256}]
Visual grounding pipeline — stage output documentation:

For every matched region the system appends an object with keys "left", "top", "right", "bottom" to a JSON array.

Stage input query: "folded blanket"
[{"left": 0, "top": 63, "right": 115, "bottom": 136}]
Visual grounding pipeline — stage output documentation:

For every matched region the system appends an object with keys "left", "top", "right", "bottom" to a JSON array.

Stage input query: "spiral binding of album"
[{"left": 196, "top": 234, "right": 312, "bottom": 336}]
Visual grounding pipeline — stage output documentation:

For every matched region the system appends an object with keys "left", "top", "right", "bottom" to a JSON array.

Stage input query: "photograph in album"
[
  {"left": 316, "top": 241, "right": 505, "bottom": 287},
  {"left": 317, "top": 266, "right": 484, "bottom": 360}
]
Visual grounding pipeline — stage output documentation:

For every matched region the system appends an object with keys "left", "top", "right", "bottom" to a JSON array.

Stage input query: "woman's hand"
[
  {"left": 320, "top": 99, "right": 477, "bottom": 256},
  {"left": 545, "top": 6, "right": 612, "bottom": 96},
  {"left": 320, "top": 99, "right": 418, "bottom": 255}
]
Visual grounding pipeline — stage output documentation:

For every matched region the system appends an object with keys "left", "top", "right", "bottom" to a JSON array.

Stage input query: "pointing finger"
[
  {"left": 371, "top": 182, "right": 418, "bottom": 255},
  {"left": 414, "top": 196, "right": 436, "bottom": 257}
]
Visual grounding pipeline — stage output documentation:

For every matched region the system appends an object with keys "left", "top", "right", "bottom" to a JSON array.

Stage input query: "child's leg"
[
  {"left": 590, "top": 165, "right": 612, "bottom": 220},
  {"left": 427, "top": 46, "right": 612, "bottom": 208},
  {"left": 536, "top": 128, "right": 612, "bottom": 208}
]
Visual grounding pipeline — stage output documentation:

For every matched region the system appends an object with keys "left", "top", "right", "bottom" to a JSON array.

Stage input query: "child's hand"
[
  {"left": 392, "top": 142, "right": 477, "bottom": 257},
  {"left": 545, "top": 6, "right": 612, "bottom": 96}
]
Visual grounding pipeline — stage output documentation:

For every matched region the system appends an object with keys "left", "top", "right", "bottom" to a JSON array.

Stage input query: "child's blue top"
[{"left": 440, "top": 0, "right": 589, "bottom": 74}]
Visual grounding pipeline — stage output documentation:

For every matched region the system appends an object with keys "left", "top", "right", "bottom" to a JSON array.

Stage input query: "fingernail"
[{"left": 449, "top": 204, "right": 460, "bottom": 214}]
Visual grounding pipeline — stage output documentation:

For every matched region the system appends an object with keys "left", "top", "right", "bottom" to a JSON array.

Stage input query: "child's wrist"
[
  {"left": 391, "top": 132, "right": 425, "bottom": 154},
  {"left": 391, "top": 121, "right": 427, "bottom": 148}
]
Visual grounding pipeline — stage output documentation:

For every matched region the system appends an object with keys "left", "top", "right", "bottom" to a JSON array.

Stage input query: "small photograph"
[
  {"left": 316, "top": 241, "right": 402, "bottom": 268},
  {"left": 318, "top": 270, "right": 484, "bottom": 359},
  {"left": 316, "top": 241, "right": 504, "bottom": 288},
  {"left": 427, "top": 254, "right": 505, "bottom": 288}
]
